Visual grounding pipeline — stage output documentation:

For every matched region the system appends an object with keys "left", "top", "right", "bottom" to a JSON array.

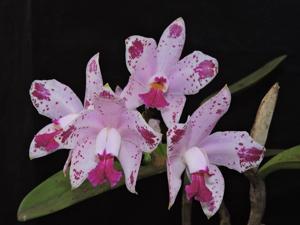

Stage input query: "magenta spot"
[
  {"left": 128, "top": 39, "right": 144, "bottom": 59},
  {"left": 88, "top": 151, "right": 122, "bottom": 188},
  {"left": 171, "top": 128, "right": 185, "bottom": 144},
  {"left": 185, "top": 171, "right": 215, "bottom": 211},
  {"left": 194, "top": 60, "right": 216, "bottom": 79},
  {"left": 137, "top": 126, "right": 156, "bottom": 147},
  {"left": 238, "top": 147, "right": 263, "bottom": 164},
  {"left": 139, "top": 89, "right": 169, "bottom": 108},
  {"left": 61, "top": 125, "right": 76, "bottom": 143},
  {"left": 99, "top": 90, "right": 114, "bottom": 99},
  {"left": 34, "top": 130, "right": 61, "bottom": 152},
  {"left": 84, "top": 100, "right": 91, "bottom": 108},
  {"left": 32, "top": 83, "right": 51, "bottom": 101},
  {"left": 130, "top": 172, "right": 134, "bottom": 185},
  {"left": 216, "top": 109, "right": 223, "bottom": 114},
  {"left": 168, "top": 23, "right": 183, "bottom": 38},
  {"left": 89, "top": 59, "right": 98, "bottom": 74}
]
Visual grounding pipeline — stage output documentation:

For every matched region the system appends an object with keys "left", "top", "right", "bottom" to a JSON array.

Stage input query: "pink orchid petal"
[
  {"left": 59, "top": 110, "right": 105, "bottom": 149},
  {"left": 201, "top": 131, "right": 265, "bottom": 172},
  {"left": 186, "top": 86, "right": 231, "bottom": 147},
  {"left": 119, "top": 110, "right": 162, "bottom": 152},
  {"left": 156, "top": 18, "right": 185, "bottom": 74},
  {"left": 168, "top": 51, "right": 218, "bottom": 95},
  {"left": 93, "top": 94, "right": 127, "bottom": 128},
  {"left": 160, "top": 94, "right": 186, "bottom": 128},
  {"left": 29, "top": 123, "right": 62, "bottom": 159},
  {"left": 84, "top": 53, "right": 103, "bottom": 108},
  {"left": 139, "top": 88, "right": 169, "bottom": 108},
  {"left": 167, "top": 123, "right": 187, "bottom": 208},
  {"left": 70, "top": 137, "right": 97, "bottom": 189},
  {"left": 120, "top": 76, "right": 147, "bottom": 109},
  {"left": 194, "top": 164, "right": 225, "bottom": 218},
  {"left": 30, "top": 79, "right": 83, "bottom": 120},
  {"left": 118, "top": 140, "right": 143, "bottom": 193},
  {"left": 125, "top": 35, "right": 157, "bottom": 82}
]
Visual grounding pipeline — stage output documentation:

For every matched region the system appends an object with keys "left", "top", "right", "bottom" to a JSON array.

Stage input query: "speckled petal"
[
  {"left": 120, "top": 76, "right": 147, "bottom": 109},
  {"left": 198, "top": 164, "right": 225, "bottom": 218},
  {"left": 168, "top": 51, "right": 218, "bottom": 95},
  {"left": 201, "top": 131, "right": 265, "bottom": 172},
  {"left": 185, "top": 86, "right": 231, "bottom": 147},
  {"left": 167, "top": 123, "right": 187, "bottom": 208},
  {"left": 125, "top": 35, "right": 157, "bottom": 82},
  {"left": 156, "top": 18, "right": 185, "bottom": 74},
  {"left": 30, "top": 79, "right": 83, "bottom": 120},
  {"left": 160, "top": 94, "right": 186, "bottom": 128},
  {"left": 70, "top": 137, "right": 97, "bottom": 189},
  {"left": 84, "top": 53, "right": 103, "bottom": 108},
  {"left": 29, "top": 123, "right": 62, "bottom": 159},
  {"left": 118, "top": 140, "right": 143, "bottom": 193},
  {"left": 119, "top": 110, "right": 162, "bottom": 152}
]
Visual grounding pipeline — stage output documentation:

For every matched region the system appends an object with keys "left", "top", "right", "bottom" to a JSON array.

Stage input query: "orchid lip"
[{"left": 148, "top": 75, "right": 169, "bottom": 93}]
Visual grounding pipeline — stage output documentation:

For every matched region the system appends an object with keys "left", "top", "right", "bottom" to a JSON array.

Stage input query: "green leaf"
[
  {"left": 228, "top": 55, "right": 286, "bottom": 94},
  {"left": 258, "top": 145, "right": 300, "bottom": 179},
  {"left": 18, "top": 146, "right": 167, "bottom": 222}
]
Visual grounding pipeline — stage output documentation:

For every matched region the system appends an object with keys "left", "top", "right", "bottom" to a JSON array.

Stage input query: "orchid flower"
[
  {"left": 29, "top": 53, "right": 103, "bottom": 172},
  {"left": 167, "top": 86, "right": 265, "bottom": 217},
  {"left": 121, "top": 18, "right": 218, "bottom": 127},
  {"left": 57, "top": 85, "right": 162, "bottom": 193}
]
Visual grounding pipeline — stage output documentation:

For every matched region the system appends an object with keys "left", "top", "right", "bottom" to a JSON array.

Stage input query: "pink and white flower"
[
  {"left": 59, "top": 85, "right": 162, "bottom": 192},
  {"left": 121, "top": 18, "right": 218, "bottom": 127},
  {"left": 29, "top": 53, "right": 103, "bottom": 169},
  {"left": 167, "top": 86, "right": 265, "bottom": 217}
]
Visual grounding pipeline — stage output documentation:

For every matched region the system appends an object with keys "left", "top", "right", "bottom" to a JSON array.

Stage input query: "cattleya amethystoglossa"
[
  {"left": 166, "top": 86, "right": 265, "bottom": 217},
  {"left": 29, "top": 53, "right": 103, "bottom": 173},
  {"left": 121, "top": 17, "right": 218, "bottom": 127},
  {"left": 29, "top": 52, "right": 162, "bottom": 193},
  {"left": 57, "top": 84, "right": 162, "bottom": 192}
]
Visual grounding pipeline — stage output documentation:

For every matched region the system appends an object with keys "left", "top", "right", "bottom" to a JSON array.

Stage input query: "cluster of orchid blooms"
[{"left": 29, "top": 18, "right": 265, "bottom": 218}]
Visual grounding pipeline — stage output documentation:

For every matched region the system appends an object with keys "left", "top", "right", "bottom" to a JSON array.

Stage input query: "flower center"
[
  {"left": 88, "top": 128, "right": 122, "bottom": 187},
  {"left": 139, "top": 76, "right": 169, "bottom": 108}
]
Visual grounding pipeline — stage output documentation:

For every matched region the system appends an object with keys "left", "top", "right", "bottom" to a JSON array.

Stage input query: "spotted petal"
[
  {"left": 156, "top": 18, "right": 185, "bottom": 74},
  {"left": 120, "top": 76, "right": 147, "bottom": 109},
  {"left": 198, "top": 164, "right": 224, "bottom": 218},
  {"left": 186, "top": 86, "right": 231, "bottom": 147},
  {"left": 30, "top": 79, "right": 83, "bottom": 120},
  {"left": 168, "top": 51, "right": 218, "bottom": 95},
  {"left": 201, "top": 131, "right": 265, "bottom": 172},
  {"left": 118, "top": 140, "right": 143, "bottom": 193},
  {"left": 29, "top": 123, "right": 62, "bottom": 159},
  {"left": 161, "top": 94, "right": 186, "bottom": 128},
  {"left": 119, "top": 110, "right": 162, "bottom": 152},
  {"left": 125, "top": 35, "right": 157, "bottom": 82},
  {"left": 59, "top": 110, "right": 105, "bottom": 149},
  {"left": 84, "top": 53, "right": 103, "bottom": 108},
  {"left": 70, "top": 137, "right": 97, "bottom": 189},
  {"left": 167, "top": 123, "right": 187, "bottom": 208}
]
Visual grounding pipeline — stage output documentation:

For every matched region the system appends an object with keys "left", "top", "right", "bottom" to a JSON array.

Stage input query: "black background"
[{"left": 1, "top": 0, "right": 300, "bottom": 224}]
